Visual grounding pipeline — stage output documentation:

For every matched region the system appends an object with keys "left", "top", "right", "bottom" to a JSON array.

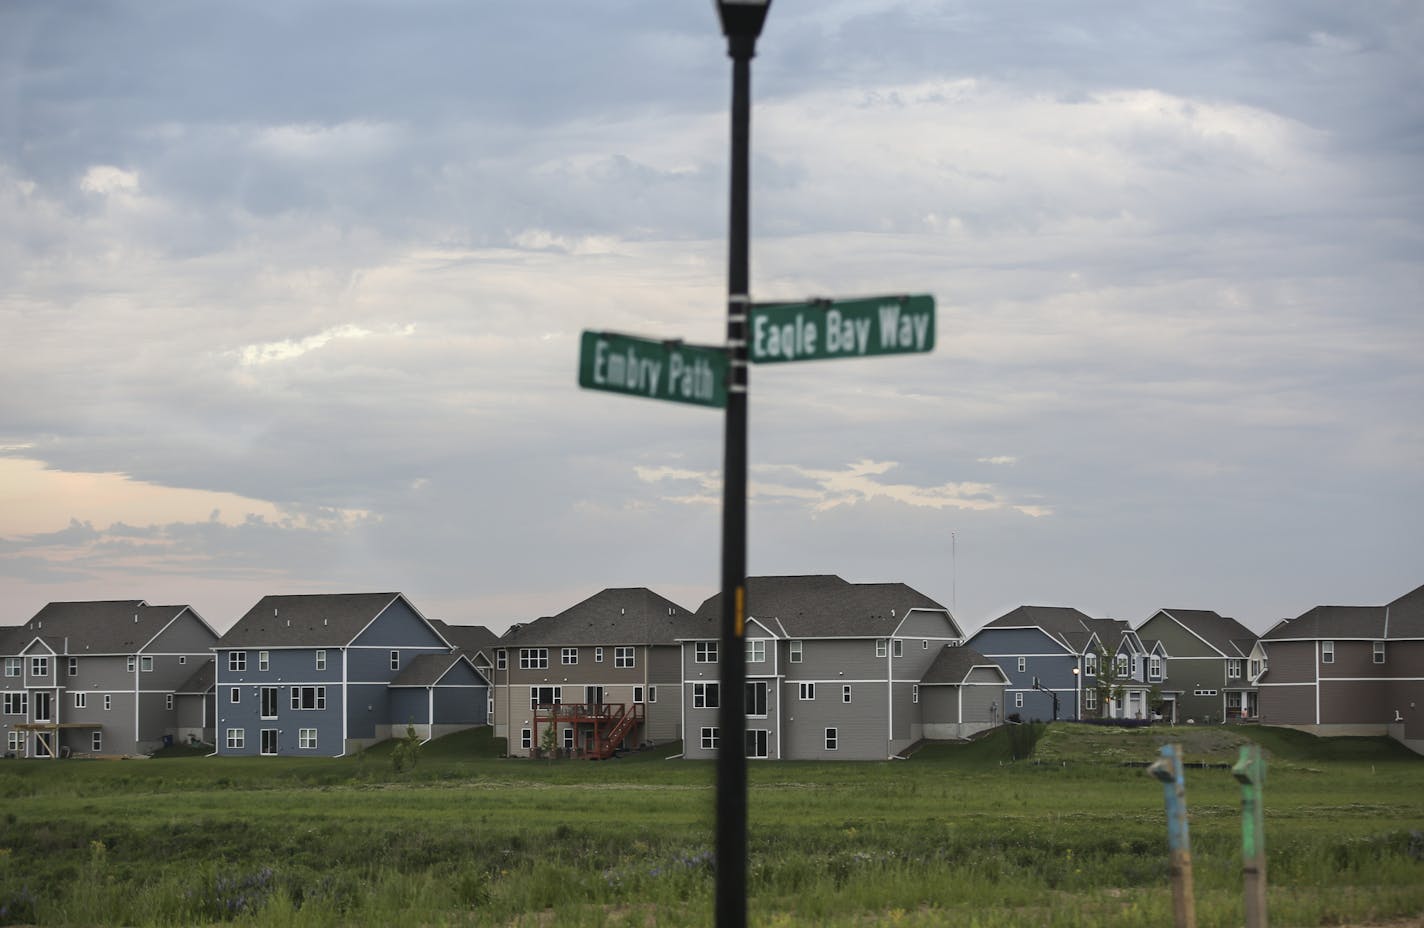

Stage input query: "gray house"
[
  {"left": 214, "top": 593, "right": 488, "bottom": 757},
  {"left": 965, "top": 606, "right": 1100, "bottom": 721},
  {"left": 489, "top": 588, "right": 692, "bottom": 758},
  {"left": 1136, "top": 609, "right": 1258, "bottom": 724},
  {"left": 679, "top": 575, "right": 979, "bottom": 761},
  {"left": 1, "top": 600, "right": 218, "bottom": 758}
]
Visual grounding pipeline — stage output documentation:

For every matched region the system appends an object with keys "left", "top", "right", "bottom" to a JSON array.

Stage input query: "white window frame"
[
  {"left": 103, "top": 694, "right": 111, "bottom": 711},
  {"left": 648, "top": 685, "right": 657, "bottom": 703},
  {"left": 3, "top": 693, "right": 26, "bottom": 715},
  {"left": 166, "top": 694, "right": 174, "bottom": 710},
  {"left": 520, "top": 648, "right": 549, "bottom": 670},
  {"left": 141, "top": 656, "right": 154, "bottom": 673},
  {"left": 521, "top": 729, "right": 532, "bottom": 750},
  {"left": 291, "top": 686, "right": 327, "bottom": 710},
  {"left": 1321, "top": 640, "right": 1334, "bottom": 664},
  {"left": 615, "top": 646, "right": 635, "bottom": 669},
  {"left": 1373, "top": 641, "right": 1386, "bottom": 664},
  {"left": 798, "top": 682, "right": 815, "bottom": 701},
  {"left": 700, "top": 727, "right": 718, "bottom": 750},
  {"left": 390, "top": 650, "right": 400, "bottom": 672},
  {"left": 695, "top": 641, "right": 717, "bottom": 663},
  {"left": 7, "top": 731, "right": 22, "bottom": 753},
  {"left": 68, "top": 657, "right": 79, "bottom": 676},
  {"left": 260, "top": 686, "right": 279, "bottom": 720},
  {"left": 1227, "top": 659, "right": 1242, "bottom": 679},
  {"left": 227, "top": 728, "right": 245, "bottom": 750},
  {"left": 1084, "top": 653, "right": 1097, "bottom": 676},
  {"left": 745, "top": 729, "right": 769, "bottom": 759},
  {"left": 228, "top": 651, "right": 246, "bottom": 673},
  {"left": 912, "top": 685, "right": 919, "bottom": 704},
  {"left": 495, "top": 649, "right": 507, "bottom": 671},
  {"left": 745, "top": 681, "right": 768, "bottom": 718},
  {"left": 30, "top": 656, "right": 48, "bottom": 677},
  {"left": 299, "top": 728, "right": 318, "bottom": 750},
  {"left": 789, "top": 640, "right": 803, "bottom": 663},
  {"left": 1084, "top": 688, "right": 1097, "bottom": 710},
  {"left": 1017, "top": 657, "right": 1027, "bottom": 674},
  {"left": 595, "top": 647, "right": 604, "bottom": 663},
  {"left": 529, "top": 686, "right": 562, "bottom": 709},
  {"left": 73, "top": 692, "right": 86, "bottom": 709},
  {"left": 893, "top": 639, "right": 904, "bottom": 658},
  {"left": 230, "top": 687, "right": 241, "bottom": 704},
  {"left": 1149, "top": 657, "right": 1162, "bottom": 681},
  {"left": 3, "top": 658, "right": 20, "bottom": 678},
  {"left": 842, "top": 685, "right": 852, "bottom": 704},
  {"left": 746, "top": 639, "right": 766, "bottom": 663},
  {"left": 91, "top": 731, "right": 103, "bottom": 753},
  {"left": 258, "top": 651, "right": 270, "bottom": 672},
  {"left": 1014, "top": 692, "right": 1024, "bottom": 709},
  {"left": 875, "top": 639, "right": 888, "bottom": 658},
  {"left": 693, "top": 682, "right": 720, "bottom": 709},
  {"left": 562, "top": 647, "right": 578, "bottom": 666},
  {"left": 825, "top": 728, "right": 838, "bottom": 751},
  {"left": 315, "top": 650, "right": 327, "bottom": 671},
  {"left": 1116, "top": 654, "right": 1129, "bottom": 677},
  {"left": 633, "top": 686, "right": 644, "bottom": 704}
]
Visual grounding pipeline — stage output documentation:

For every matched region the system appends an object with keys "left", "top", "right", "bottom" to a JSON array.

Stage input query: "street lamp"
[{"left": 713, "top": 4, "right": 770, "bottom": 928}]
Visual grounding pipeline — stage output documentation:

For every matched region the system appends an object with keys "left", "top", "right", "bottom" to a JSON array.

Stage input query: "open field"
[{"left": 0, "top": 725, "right": 1420, "bottom": 926}]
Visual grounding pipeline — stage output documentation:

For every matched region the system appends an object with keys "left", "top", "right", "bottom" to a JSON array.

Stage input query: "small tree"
[
  {"left": 539, "top": 722, "right": 559, "bottom": 762},
  {"left": 391, "top": 722, "right": 423, "bottom": 773},
  {"left": 1094, "top": 654, "right": 1126, "bottom": 719},
  {"left": 1147, "top": 684, "right": 1165, "bottom": 720}
]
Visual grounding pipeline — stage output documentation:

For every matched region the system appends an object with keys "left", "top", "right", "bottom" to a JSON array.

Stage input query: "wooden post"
[
  {"left": 1233, "top": 744, "right": 1269, "bottom": 928},
  {"left": 1148, "top": 743, "right": 1197, "bottom": 928}
]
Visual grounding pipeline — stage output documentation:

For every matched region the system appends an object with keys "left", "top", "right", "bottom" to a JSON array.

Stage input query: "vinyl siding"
[
  {"left": 144, "top": 611, "right": 219, "bottom": 656},
  {"left": 781, "top": 681, "right": 887, "bottom": 759},
  {"left": 1261, "top": 641, "right": 1317, "bottom": 684},
  {"left": 350, "top": 598, "right": 447, "bottom": 649}
]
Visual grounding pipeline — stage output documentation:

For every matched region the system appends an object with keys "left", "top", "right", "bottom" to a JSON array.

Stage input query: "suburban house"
[
  {"left": 172, "top": 658, "right": 216, "bottom": 747},
  {"left": 214, "top": 592, "right": 489, "bottom": 757},
  {"left": 965, "top": 606, "right": 1100, "bottom": 721},
  {"left": 1080, "top": 617, "right": 1157, "bottom": 720},
  {"left": 679, "top": 575, "right": 995, "bottom": 761},
  {"left": 489, "top": 588, "right": 693, "bottom": 758},
  {"left": 1136, "top": 609, "right": 1258, "bottom": 724},
  {"left": 1, "top": 600, "right": 219, "bottom": 758},
  {"left": 1254, "top": 582, "right": 1424, "bottom": 753}
]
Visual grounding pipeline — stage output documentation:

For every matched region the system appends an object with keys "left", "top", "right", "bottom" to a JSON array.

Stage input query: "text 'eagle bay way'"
[{"left": 750, "top": 300, "right": 934, "bottom": 363}]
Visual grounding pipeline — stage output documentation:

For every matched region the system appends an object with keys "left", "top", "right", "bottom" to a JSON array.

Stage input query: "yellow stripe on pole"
[{"left": 735, "top": 586, "right": 745, "bottom": 637}]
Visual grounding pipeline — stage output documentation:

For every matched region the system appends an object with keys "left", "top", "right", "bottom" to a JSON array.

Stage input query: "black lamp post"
[{"left": 713, "top": 3, "right": 770, "bottom": 928}]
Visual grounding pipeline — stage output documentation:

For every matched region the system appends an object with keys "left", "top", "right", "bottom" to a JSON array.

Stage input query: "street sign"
[
  {"left": 578, "top": 331, "right": 728, "bottom": 408},
  {"left": 747, "top": 294, "right": 935, "bottom": 363}
]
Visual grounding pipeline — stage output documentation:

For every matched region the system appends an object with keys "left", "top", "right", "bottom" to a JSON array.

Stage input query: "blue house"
[
  {"left": 965, "top": 606, "right": 1101, "bottom": 721},
  {"left": 214, "top": 593, "right": 489, "bottom": 757}
]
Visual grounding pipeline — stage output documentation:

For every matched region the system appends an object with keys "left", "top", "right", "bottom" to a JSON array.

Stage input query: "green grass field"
[{"left": 0, "top": 725, "right": 1420, "bottom": 926}]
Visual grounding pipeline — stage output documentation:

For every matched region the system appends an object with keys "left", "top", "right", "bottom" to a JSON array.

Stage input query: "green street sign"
[
  {"left": 748, "top": 294, "right": 936, "bottom": 363},
  {"left": 578, "top": 331, "right": 728, "bottom": 408}
]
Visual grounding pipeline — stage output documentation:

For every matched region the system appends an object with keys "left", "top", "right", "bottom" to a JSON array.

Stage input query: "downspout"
[
  {"left": 339, "top": 647, "right": 348, "bottom": 758},
  {"left": 886, "top": 640, "right": 893, "bottom": 759},
  {"left": 208, "top": 651, "right": 221, "bottom": 757},
  {"left": 133, "top": 657, "right": 141, "bottom": 751},
  {"left": 424, "top": 685, "right": 435, "bottom": 744}
]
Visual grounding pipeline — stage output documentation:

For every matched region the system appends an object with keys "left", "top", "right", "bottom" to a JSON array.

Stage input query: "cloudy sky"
[{"left": 2, "top": 1, "right": 1419, "bottom": 635}]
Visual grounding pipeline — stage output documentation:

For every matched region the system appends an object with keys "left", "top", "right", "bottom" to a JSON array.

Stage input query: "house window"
[
  {"left": 1084, "top": 688, "right": 1096, "bottom": 710},
  {"left": 179, "top": 656, "right": 186, "bottom": 664},
  {"left": 103, "top": 694, "right": 111, "bottom": 711},
  {"left": 1227, "top": 660, "right": 1242, "bottom": 679},
  {"left": 746, "top": 681, "right": 768, "bottom": 717},
  {"left": 1192, "top": 688, "right": 1219, "bottom": 697},
  {"left": 91, "top": 731, "right": 103, "bottom": 753},
  {"left": 700, "top": 727, "right": 719, "bottom": 750},
  {"left": 291, "top": 686, "right": 326, "bottom": 710},
  {"left": 260, "top": 729, "right": 278, "bottom": 756},
  {"left": 260, "top": 687, "right": 278, "bottom": 719},
  {"left": 1322, "top": 641, "right": 1334, "bottom": 664},
  {"left": 1017, "top": 657, "right": 1026, "bottom": 674},
  {"left": 695, "top": 642, "right": 717, "bottom": 663},
  {"left": 529, "top": 686, "right": 561, "bottom": 709},
  {"left": 3, "top": 658, "right": 19, "bottom": 677},
  {"left": 68, "top": 657, "right": 78, "bottom": 676},
  {"left": 520, "top": 648, "right": 549, "bottom": 670},
  {"left": 496, "top": 649, "right": 507, "bottom": 671},
  {"left": 562, "top": 647, "right": 578, "bottom": 665},
  {"left": 166, "top": 694, "right": 174, "bottom": 710},
  {"left": 798, "top": 682, "right": 815, "bottom": 701},
  {"left": 563, "top": 728, "right": 575, "bottom": 751},
  {"left": 1131, "top": 656, "right": 1139, "bottom": 676},
  {"left": 258, "top": 651, "right": 270, "bottom": 672},
  {"left": 299, "top": 729, "right": 318, "bottom": 749},
  {"left": 595, "top": 647, "right": 604, "bottom": 663},
  {"left": 1149, "top": 657, "right": 1162, "bottom": 681},
  {"left": 230, "top": 687, "right": 241, "bottom": 704},
  {"left": 1249, "top": 658, "right": 1262, "bottom": 677},
  {"left": 315, "top": 650, "right": 327, "bottom": 671},
  {"left": 73, "top": 693, "right": 86, "bottom": 709},
  {"left": 893, "top": 639, "right": 904, "bottom": 658},
  {"left": 1373, "top": 642, "right": 1386, "bottom": 664},
  {"left": 1226, "top": 692, "right": 1242, "bottom": 710},
  {"left": 842, "top": 685, "right": 852, "bottom": 704},
  {"left": 141, "top": 656, "right": 154, "bottom": 673},
  {"left": 875, "top": 639, "right": 888, "bottom": 658},
  {"left": 648, "top": 686, "right": 657, "bottom": 703},
  {"left": 227, "top": 728, "right": 245, "bottom": 750},
  {"left": 789, "top": 640, "right": 803, "bottom": 663},
  {"left": 229, "top": 652, "right": 246, "bottom": 673},
  {"left": 521, "top": 729, "right": 532, "bottom": 750},
  {"left": 30, "top": 657, "right": 48, "bottom": 677},
  {"left": 6, "top": 732, "right": 20, "bottom": 753},
  {"left": 1084, "top": 653, "right": 1097, "bottom": 676},
  {"left": 912, "top": 685, "right": 920, "bottom": 704},
  {"left": 1014, "top": 692, "right": 1024, "bottom": 709},
  {"left": 3, "top": 693, "right": 26, "bottom": 715},
  {"left": 693, "top": 683, "right": 720, "bottom": 709},
  {"left": 746, "top": 640, "right": 766, "bottom": 663},
  {"left": 126, "top": 655, "right": 137, "bottom": 673},
  {"left": 922, "top": 639, "right": 929, "bottom": 650},
  {"left": 633, "top": 686, "right": 644, "bottom": 704},
  {"left": 1116, "top": 655, "right": 1128, "bottom": 677},
  {"left": 745, "top": 730, "right": 769, "bottom": 758},
  {"left": 825, "top": 728, "right": 839, "bottom": 751},
  {"left": 389, "top": 650, "right": 400, "bottom": 672},
  {"left": 615, "top": 647, "right": 635, "bottom": 669}
]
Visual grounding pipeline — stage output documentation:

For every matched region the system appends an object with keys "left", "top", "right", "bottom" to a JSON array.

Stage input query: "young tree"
[
  {"left": 1094, "top": 654, "right": 1127, "bottom": 719},
  {"left": 539, "top": 721, "right": 559, "bottom": 762}
]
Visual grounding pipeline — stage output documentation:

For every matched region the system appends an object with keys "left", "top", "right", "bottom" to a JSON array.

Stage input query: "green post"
[
  {"left": 1148, "top": 743, "right": 1197, "bottom": 928},
  {"left": 1233, "top": 744, "right": 1268, "bottom": 928}
]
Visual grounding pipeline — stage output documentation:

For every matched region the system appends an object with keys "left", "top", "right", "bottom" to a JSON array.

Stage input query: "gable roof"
[
  {"left": 1261, "top": 604, "right": 1387, "bottom": 641},
  {"left": 2, "top": 601, "right": 212, "bottom": 656},
  {"left": 503, "top": 588, "right": 693, "bottom": 647},
  {"left": 1155, "top": 609, "right": 1258, "bottom": 656},
  {"left": 389, "top": 652, "right": 485, "bottom": 688},
  {"left": 978, "top": 605, "right": 1099, "bottom": 654},
  {"left": 219, "top": 593, "right": 426, "bottom": 648},
  {"left": 921, "top": 645, "right": 1009, "bottom": 686},
  {"left": 175, "top": 659, "right": 215, "bottom": 695},
  {"left": 430, "top": 620, "right": 502, "bottom": 656},
  {"left": 1386, "top": 583, "right": 1424, "bottom": 639},
  {"left": 685, "top": 575, "right": 955, "bottom": 640}
]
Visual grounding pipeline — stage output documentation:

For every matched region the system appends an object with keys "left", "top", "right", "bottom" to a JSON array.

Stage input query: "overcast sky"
[{"left": 2, "top": 1, "right": 1419, "bottom": 635}]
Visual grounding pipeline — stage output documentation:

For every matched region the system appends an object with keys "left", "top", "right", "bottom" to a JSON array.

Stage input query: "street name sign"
[
  {"left": 578, "top": 331, "right": 728, "bottom": 408},
  {"left": 748, "top": 294, "right": 935, "bottom": 363}
]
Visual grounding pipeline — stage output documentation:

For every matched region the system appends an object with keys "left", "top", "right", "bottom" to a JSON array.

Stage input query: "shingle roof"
[
  {"left": 1, "top": 601, "right": 208, "bottom": 655},
  {"left": 390, "top": 653, "right": 475, "bottom": 687},
  {"left": 219, "top": 593, "right": 414, "bottom": 648},
  {"left": 980, "top": 605, "right": 1099, "bottom": 653},
  {"left": 1261, "top": 604, "right": 1386, "bottom": 641},
  {"left": 686, "top": 575, "right": 954, "bottom": 639},
  {"left": 1386, "top": 583, "right": 1424, "bottom": 639},
  {"left": 430, "top": 620, "right": 501, "bottom": 656},
  {"left": 1158, "top": 609, "right": 1258, "bottom": 655},
  {"left": 503, "top": 588, "right": 693, "bottom": 647},
  {"left": 175, "top": 659, "right": 215, "bottom": 694},
  {"left": 921, "top": 645, "right": 1007, "bottom": 685}
]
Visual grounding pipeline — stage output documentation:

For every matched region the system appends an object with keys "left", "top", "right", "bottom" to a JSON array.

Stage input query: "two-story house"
[
  {"left": 214, "top": 592, "right": 488, "bottom": 757},
  {"left": 1079, "top": 618, "right": 1155, "bottom": 719},
  {"left": 679, "top": 575, "right": 980, "bottom": 761},
  {"left": 1, "top": 600, "right": 218, "bottom": 758},
  {"left": 1136, "top": 609, "right": 1258, "bottom": 724},
  {"left": 965, "top": 606, "right": 1100, "bottom": 721},
  {"left": 489, "top": 588, "right": 692, "bottom": 758},
  {"left": 1254, "top": 582, "right": 1424, "bottom": 753}
]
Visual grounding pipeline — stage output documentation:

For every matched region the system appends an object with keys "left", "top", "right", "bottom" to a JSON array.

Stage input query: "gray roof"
[
  {"left": 1080, "top": 617, "right": 1136, "bottom": 655},
  {"left": 1261, "top": 604, "right": 1386, "bottom": 641},
  {"left": 389, "top": 652, "right": 477, "bottom": 687},
  {"left": 503, "top": 588, "right": 693, "bottom": 647},
  {"left": 980, "top": 605, "right": 1100, "bottom": 654},
  {"left": 175, "top": 659, "right": 215, "bottom": 694},
  {"left": 921, "top": 645, "right": 1007, "bottom": 685},
  {"left": 1156, "top": 609, "right": 1258, "bottom": 656},
  {"left": 1386, "top": 583, "right": 1424, "bottom": 639},
  {"left": 430, "top": 620, "right": 501, "bottom": 656},
  {"left": 687, "top": 575, "right": 955, "bottom": 639},
  {"left": 1, "top": 601, "right": 209, "bottom": 656},
  {"left": 219, "top": 593, "right": 426, "bottom": 648}
]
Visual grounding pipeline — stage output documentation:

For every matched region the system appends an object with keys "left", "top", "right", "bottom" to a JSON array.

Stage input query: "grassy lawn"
[{"left": 0, "top": 725, "right": 1419, "bottom": 926}]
